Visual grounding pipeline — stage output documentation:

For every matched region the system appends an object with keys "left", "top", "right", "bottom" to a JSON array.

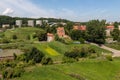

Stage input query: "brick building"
[{"left": 57, "top": 27, "right": 65, "bottom": 37}]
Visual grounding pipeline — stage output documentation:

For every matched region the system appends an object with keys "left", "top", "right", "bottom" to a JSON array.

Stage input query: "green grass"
[
  {"left": 34, "top": 41, "right": 111, "bottom": 61},
  {"left": 4, "top": 27, "right": 43, "bottom": 40},
  {"left": 45, "top": 46, "right": 60, "bottom": 56},
  {"left": 105, "top": 42, "right": 120, "bottom": 50},
  {"left": 14, "top": 59, "right": 120, "bottom": 80},
  {"left": 48, "top": 41, "right": 111, "bottom": 54}
]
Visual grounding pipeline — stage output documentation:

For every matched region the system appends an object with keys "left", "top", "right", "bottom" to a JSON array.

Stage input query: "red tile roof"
[
  {"left": 106, "top": 26, "right": 114, "bottom": 29},
  {"left": 73, "top": 25, "right": 86, "bottom": 31}
]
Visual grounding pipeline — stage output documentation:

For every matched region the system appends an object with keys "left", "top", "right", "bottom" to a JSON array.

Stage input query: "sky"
[{"left": 0, "top": 0, "right": 120, "bottom": 22}]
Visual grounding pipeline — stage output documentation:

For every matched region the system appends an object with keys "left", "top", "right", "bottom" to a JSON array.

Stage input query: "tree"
[
  {"left": 114, "top": 22, "right": 120, "bottom": 28},
  {"left": 23, "top": 47, "right": 45, "bottom": 63},
  {"left": 65, "top": 22, "right": 74, "bottom": 31},
  {"left": 70, "top": 30, "right": 88, "bottom": 41},
  {"left": 79, "top": 38, "right": 85, "bottom": 44},
  {"left": 111, "top": 28, "right": 120, "bottom": 41},
  {"left": 35, "top": 31, "right": 47, "bottom": 41},
  {"left": 86, "top": 20, "right": 106, "bottom": 44}
]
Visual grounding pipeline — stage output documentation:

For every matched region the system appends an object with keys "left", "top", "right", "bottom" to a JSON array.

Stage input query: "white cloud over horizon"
[
  {"left": 0, "top": 0, "right": 119, "bottom": 22},
  {"left": 0, "top": 0, "right": 78, "bottom": 21}
]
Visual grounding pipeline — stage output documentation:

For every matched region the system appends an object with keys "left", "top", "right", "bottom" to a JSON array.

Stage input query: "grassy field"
[
  {"left": 0, "top": 41, "right": 111, "bottom": 60},
  {"left": 14, "top": 59, "right": 120, "bottom": 80},
  {"left": 33, "top": 41, "right": 112, "bottom": 61},
  {"left": 105, "top": 42, "right": 120, "bottom": 50},
  {"left": 0, "top": 27, "right": 119, "bottom": 80},
  {"left": 4, "top": 27, "right": 43, "bottom": 40}
]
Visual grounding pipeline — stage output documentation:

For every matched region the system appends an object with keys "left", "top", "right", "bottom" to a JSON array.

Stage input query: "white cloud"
[
  {"left": 2, "top": 8, "right": 14, "bottom": 15},
  {"left": 0, "top": 0, "right": 117, "bottom": 22},
  {"left": 0, "top": 0, "right": 76, "bottom": 21}
]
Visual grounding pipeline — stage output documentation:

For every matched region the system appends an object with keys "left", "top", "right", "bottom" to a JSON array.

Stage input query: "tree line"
[{"left": 0, "top": 15, "right": 71, "bottom": 28}]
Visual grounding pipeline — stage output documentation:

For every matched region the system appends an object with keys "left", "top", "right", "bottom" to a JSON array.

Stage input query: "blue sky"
[{"left": 0, "top": 0, "right": 120, "bottom": 22}]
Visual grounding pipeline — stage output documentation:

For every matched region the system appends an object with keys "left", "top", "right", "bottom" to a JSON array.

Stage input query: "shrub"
[
  {"left": 62, "top": 57, "right": 77, "bottom": 63},
  {"left": 105, "top": 55, "right": 113, "bottom": 61},
  {"left": 41, "top": 57, "right": 53, "bottom": 65},
  {"left": 2, "top": 67, "right": 14, "bottom": 79},
  {"left": 88, "top": 48, "right": 96, "bottom": 53},
  {"left": 89, "top": 54, "right": 98, "bottom": 59},
  {"left": 2, "top": 37, "right": 10, "bottom": 43},
  {"left": 13, "top": 53, "right": 17, "bottom": 60},
  {"left": 79, "top": 38, "right": 85, "bottom": 44},
  {"left": 12, "top": 34, "right": 17, "bottom": 40},
  {"left": 79, "top": 47, "right": 90, "bottom": 58},
  {"left": 20, "top": 47, "right": 45, "bottom": 63},
  {"left": 26, "top": 35, "right": 31, "bottom": 40},
  {"left": 2, "top": 67, "right": 24, "bottom": 79},
  {"left": 13, "top": 67, "right": 24, "bottom": 77},
  {"left": 64, "top": 47, "right": 89, "bottom": 59},
  {"left": 28, "top": 60, "right": 35, "bottom": 65},
  {"left": 64, "top": 51, "right": 79, "bottom": 59}
]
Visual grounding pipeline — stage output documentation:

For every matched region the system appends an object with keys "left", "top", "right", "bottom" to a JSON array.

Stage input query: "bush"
[
  {"left": 80, "top": 47, "right": 89, "bottom": 57},
  {"left": 41, "top": 57, "right": 53, "bottom": 65},
  {"left": 89, "top": 54, "right": 98, "bottom": 59},
  {"left": 105, "top": 55, "right": 113, "bottom": 61},
  {"left": 20, "top": 47, "right": 45, "bottom": 63},
  {"left": 2, "top": 37, "right": 10, "bottom": 43},
  {"left": 64, "top": 46, "right": 96, "bottom": 60},
  {"left": 2, "top": 67, "right": 14, "bottom": 79},
  {"left": 62, "top": 57, "right": 77, "bottom": 63},
  {"left": 26, "top": 35, "right": 31, "bottom": 40},
  {"left": 89, "top": 48, "right": 96, "bottom": 53},
  {"left": 28, "top": 60, "right": 35, "bottom": 65},
  {"left": 13, "top": 67, "right": 24, "bottom": 77},
  {"left": 2, "top": 67, "right": 24, "bottom": 79},
  {"left": 79, "top": 38, "right": 85, "bottom": 44},
  {"left": 117, "top": 37, "right": 120, "bottom": 42},
  {"left": 13, "top": 53, "right": 17, "bottom": 60},
  {"left": 12, "top": 34, "right": 17, "bottom": 40}
]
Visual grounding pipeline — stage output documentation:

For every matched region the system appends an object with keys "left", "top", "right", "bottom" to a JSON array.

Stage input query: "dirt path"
[
  {"left": 90, "top": 43, "right": 120, "bottom": 57},
  {"left": 101, "top": 45, "right": 120, "bottom": 57}
]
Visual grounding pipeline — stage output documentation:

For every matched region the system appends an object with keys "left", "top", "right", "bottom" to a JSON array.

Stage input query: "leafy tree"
[
  {"left": 79, "top": 38, "right": 85, "bottom": 44},
  {"left": 111, "top": 28, "right": 120, "bottom": 41},
  {"left": 64, "top": 47, "right": 80, "bottom": 59},
  {"left": 35, "top": 31, "right": 47, "bottom": 41},
  {"left": 70, "top": 30, "right": 87, "bottom": 41},
  {"left": 65, "top": 22, "right": 74, "bottom": 31},
  {"left": 114, "top": 22, "right": 120, "bottom": 28},
  {"left": 86, "top": 20, "right": 106, "bottom": 44},
  {"left": 23, "top": 47, "right": 45, "bottom": 63}
]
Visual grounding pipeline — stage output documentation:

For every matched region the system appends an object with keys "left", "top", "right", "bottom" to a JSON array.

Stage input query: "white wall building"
[
  {"left": 118, "top": 25, "right": 120, "bottom": 30},
  {"left": 36, "top": 20, "right": 42, "bottom": 26},
  {"left": 2, "top": 24, "right": 10, "bottom": 28},
  {"left": 106, "top": 29, "right": 111, "bottom": 37},
  {"left": 16, "top": 20, "right": 22, "bottom": 28},
  {"left": 28, "top": 20, "right": 34, "bottom": 27}
]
